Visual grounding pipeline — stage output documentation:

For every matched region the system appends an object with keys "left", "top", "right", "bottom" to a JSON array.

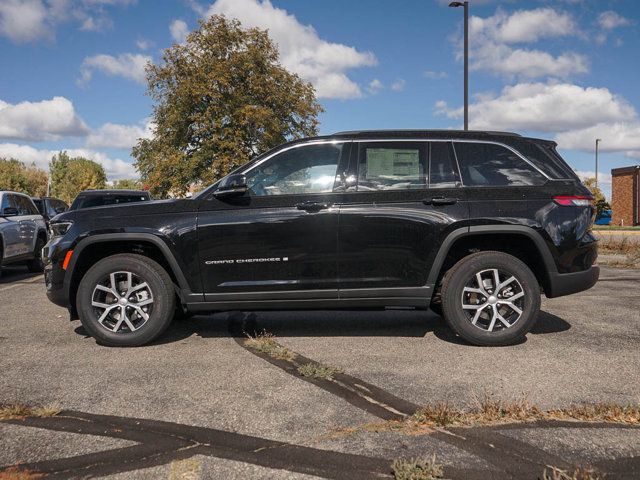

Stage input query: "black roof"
[
  {"left": 330, "top": 129, "right": 522, "bottom": 139},
  {"left": 77, "top": 189, "right": 149, "bottom": 196}
]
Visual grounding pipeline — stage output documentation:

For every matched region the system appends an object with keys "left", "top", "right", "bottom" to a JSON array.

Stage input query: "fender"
[
  {"left": 426, "top": 225, "right": 558, "bottom": 287},
  {"left": 64, "top": 233, "right": 194, "bottom": 297}
]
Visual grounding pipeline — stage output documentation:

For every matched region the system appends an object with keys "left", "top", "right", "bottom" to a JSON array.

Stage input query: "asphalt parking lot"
[{"left": 1, "top": 264, "right": 639, "bottom": 479}]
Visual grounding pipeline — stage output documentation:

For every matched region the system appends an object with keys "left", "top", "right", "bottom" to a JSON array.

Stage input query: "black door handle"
[
  {"left": 296, "top": 201, "right": 330, "bottom": 212},
  {"left": 423, "top": 197, "right": 458, "bottom": 206}
]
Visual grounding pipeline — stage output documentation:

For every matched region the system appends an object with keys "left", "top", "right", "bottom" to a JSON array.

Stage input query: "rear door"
[
  {"left": 0, "top": 194, "right": 22, "bottom": 259},
  {"left": 197, "top": 141, "right": 350, "bottom": 302},
  {"left": 337, "top": 140, "right": 468, "bottom": 300},
  {"left": 14, "top": 194, "right": 40, "bottom": 254}
]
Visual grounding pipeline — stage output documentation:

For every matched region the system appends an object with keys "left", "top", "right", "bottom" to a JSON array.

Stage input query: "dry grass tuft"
[
  {"left": 0, "top": 466, "right": 44, "bottom": 480},
  {"left": 543, "top": 465, "right": 605, "bottom": 480},
  {"left": 332, "top": 398, "right": 640, "bottom": 437},
  {"left": 598, "top": 236, "right": 640, "bottom": 266},
  {"left": 244, "top": 331, "right": 296, "bottom": 362},
  {"left": 391, "top": 455, "right": 444, "bottom": 480},
  {"left": 297, "top": 362, "right": 343, "bottom": 380},
  {"left": 0, "top": 404, "right": 61, "bottom": 421}
]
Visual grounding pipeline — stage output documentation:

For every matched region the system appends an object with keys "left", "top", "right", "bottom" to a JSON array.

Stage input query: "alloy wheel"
[
  {"left": 91, "top": 271, "right": 154, "bottom": 333},
  {"left": 460, "top": 268, "right": 525, "bottom": 332}
]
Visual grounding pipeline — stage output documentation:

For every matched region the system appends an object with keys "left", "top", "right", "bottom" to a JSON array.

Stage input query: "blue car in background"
[{"left": 595, "top": 209, "right": 612, "bottom": 225}]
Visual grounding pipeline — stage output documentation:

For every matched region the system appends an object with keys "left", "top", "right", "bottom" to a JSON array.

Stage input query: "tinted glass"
[
  {"left": 246, "top": 143, "right": 342, "bottom": 196},
  {"left": 357, "top": 142, "right": 427, "bottom": 191},
  {"left": 429, "top": 142, "right": 460, "bottom": 188},
  {"left": 1, "top": 194, "right": 15, "bottom": 213},
  {"left": 77, "top": 194, "right": 149, "bottom": 209},
  {"left": 510, "top": 139, "right": 574, "bottom": 179},
  {"left": 454, "top": 142, "right": 546, "bottom": 187},
  {"left": 14, "top": 195, "right": 37, "bottom": 215},
  {"left": 52, "top": 200, "right": 68, "bottom": 214}
]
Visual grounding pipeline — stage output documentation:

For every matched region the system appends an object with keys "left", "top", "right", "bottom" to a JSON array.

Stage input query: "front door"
[
  {"left": 0, "top": 194, "right": 22, "bottom": 259},
  {"left": 338, "top": 140, "right": 469, "bottom": 299},
  {"left": 197, "top": 141, "right": 350, "bottom": 302}
]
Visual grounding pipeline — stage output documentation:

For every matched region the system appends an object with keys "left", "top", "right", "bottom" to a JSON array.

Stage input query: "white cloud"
[
  {"left": 0, "top": 97, "right": 88, "bottom": 141},
  {"left": 205, "top": 0, "right": 377, "bottom": 99},
  {"left": 367, "top": 79, "right": 383, "bottom": 95},
  {"left": 390, "top": 79, "right": 406, "bottom": 92},
  {"left": 136, "top": 37, "right": 152, "bottom": 50},
  {"left": 79, "top": 53, "right": 151, "bottom": 85},
  {"left": 435, "top": 82, "right": 640, "bottom": 159},
  {"left": 574, "top": 170, "right": 612, "bottom": 185},
  {"left": 0, "top": 143, "right": 137, "bottom": 180},
  {"left": 424, "top": 70, "right": 448, "bottom": 79},
  {"left": 598, "top": 11, "right": 631, "bottom": 30},
  {"left": 0, "top": 0, "right": 136, "bottom": 43},
  {"left": 436, "top": 83, "right": 635, "bottom": 133},
  {"left": 0, "top": 0, "right": 49, "bottom": 43},
  {"left": 169, "top": 19, "right": 189, "bottom": 43},
  {"left": 465, "top": 8, "right": 587, "bottom": 79},
  {"left": 86, "top": 119, "right": 154, "bottom": 149}
]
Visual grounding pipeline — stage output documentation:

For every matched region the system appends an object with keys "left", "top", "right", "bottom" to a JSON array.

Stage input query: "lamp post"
[
  {"left": 449, "top": 1, "right": 469, "bottom": 131},
  {"left": 595, "top": 138, "right": 602, "bottom": 189}
]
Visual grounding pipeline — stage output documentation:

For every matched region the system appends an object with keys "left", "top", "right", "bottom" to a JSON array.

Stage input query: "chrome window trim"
[{"left": 240, "top": 139, "right": 349, "bottom": 175}]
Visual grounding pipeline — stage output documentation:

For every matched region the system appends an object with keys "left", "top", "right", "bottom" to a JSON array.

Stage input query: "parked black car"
[
  {"left": 43, "top": 130, "right": 599, "bottom": 347},
  {"left": 69, "top": 189, "right": 151, "bottom": 211},
  {"left": 32, "top": 197, "right": 69, "bottom": 227}
]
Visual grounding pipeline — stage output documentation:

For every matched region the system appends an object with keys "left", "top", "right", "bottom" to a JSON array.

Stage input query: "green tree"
[
  {"left": 111, "top": 179, "right": 143, "bottom": 190},
  {"left": 50, "top": 152, "right": 107, "bottom": 204},
  {"left": 0, "top": 158, "right": 48, "bottom": 196},
  {"left": 133, "top": 15, "right": 322, "bottom": 198},
  {"left": 582, "top": 177, "right": 610, "bottom": 216}
]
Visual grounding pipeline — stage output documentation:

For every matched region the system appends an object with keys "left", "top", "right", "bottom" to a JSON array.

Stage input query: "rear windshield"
[
  {"left": 71, "top": 193, "right": 149, "bottom": 210},
  {"left": 511, "top": 139, "right": 578, "bottom": 180}
]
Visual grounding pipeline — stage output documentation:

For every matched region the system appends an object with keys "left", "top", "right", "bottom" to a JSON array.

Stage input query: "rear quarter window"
[{"left": 454, "top": 142, "right": 547, "bottom": 187}]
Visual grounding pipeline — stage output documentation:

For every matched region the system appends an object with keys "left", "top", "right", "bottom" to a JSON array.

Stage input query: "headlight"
[{"left": 49, "top": 221, "right": 73, "bottom": 238}]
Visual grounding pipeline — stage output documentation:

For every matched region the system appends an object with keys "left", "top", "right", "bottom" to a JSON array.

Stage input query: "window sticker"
[{"left": 366, "top": 148, "right": 420, "bottom": 179}]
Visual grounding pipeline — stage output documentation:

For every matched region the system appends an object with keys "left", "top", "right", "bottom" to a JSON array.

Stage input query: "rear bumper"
[{"left": 545, "top": 265, "right": 600, "bottom": 298}]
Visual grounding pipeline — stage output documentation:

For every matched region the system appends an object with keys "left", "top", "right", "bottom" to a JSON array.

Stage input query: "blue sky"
[{"left": 1, "top": 0, "right": 639, "bottom": 198}]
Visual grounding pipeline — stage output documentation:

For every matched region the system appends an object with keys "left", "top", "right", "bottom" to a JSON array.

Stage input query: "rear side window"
[
  {"left": 357, "top": 142, "right": 427, "bottom": 191},
  {"left": 15, "top": 195, "right": 38, "bottom": 215},
  {"left": 429, "top": 142, "right": 460, "bottom": 188},
  {"left": 510, "top": 139, "right": 575, "bottom": 179},
  {"left": 454, "top": 142, "right": 546, "bottom": 187}
]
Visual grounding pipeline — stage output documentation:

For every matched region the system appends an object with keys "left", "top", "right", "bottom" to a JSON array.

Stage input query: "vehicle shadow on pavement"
[
  {"left": 0, "top": 266, "right": 41, "bottom": 284},
  {"left": 73, "top": 308, "right": 572, "bottom": 347}
]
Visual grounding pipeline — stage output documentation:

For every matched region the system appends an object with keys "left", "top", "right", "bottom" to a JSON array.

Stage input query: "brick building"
[{"left": 611, "top": 165, "right": 640, "bottom": 226}]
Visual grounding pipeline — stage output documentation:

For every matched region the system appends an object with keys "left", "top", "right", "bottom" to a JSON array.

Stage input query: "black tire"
[
  {"left": 441, "top": 251, "right": 540, "bottom": 346},
  {"left": 76, "top": 254, "right": 175, "bottom": 347},
  {"left": 27, "top": 237, "right": 45, "bottom": 272}
]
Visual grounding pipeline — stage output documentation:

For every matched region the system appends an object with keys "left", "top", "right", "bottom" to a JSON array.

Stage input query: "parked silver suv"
[{"left": 0, "top": 191, "right": 47, "bottom": 278}]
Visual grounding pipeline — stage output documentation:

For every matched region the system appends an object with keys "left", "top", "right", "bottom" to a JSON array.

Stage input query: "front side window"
[
  {"left": 15, "top": 195, "right": 38, "bottom": 215},
  {"left": 454, "top": 142, "right": 546, "bottom": 187},
  {"left": 357, "top": 142, "right": 427, "bottom": 191},
  {"left": 245, "top": 143, "right": 343, "bottom": 196}
]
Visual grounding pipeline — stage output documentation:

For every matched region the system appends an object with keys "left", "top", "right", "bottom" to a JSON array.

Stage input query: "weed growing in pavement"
[
  {"left": 297, "top": 362, "right": 343, "bottom": 380},
  {"left": 0, "top": 466, "right": 44, "bottom": 479},
  {"left": 543, "top": 465, "right": 604, "bottom": 480},
  {"left": 330, "top": 398, "right": 640, "bottom": 437},
  {"left": 391, "top": 455, "right": 444, "bottom": 480},
  {"left": 598, "top": 236, "right": 640, "bottom": 267},
  {"left": 0, "top": 404, "right": 61, "bottom": 421},
  {"left": 243, "top": 331, "right": 296, "bottom": 362}
]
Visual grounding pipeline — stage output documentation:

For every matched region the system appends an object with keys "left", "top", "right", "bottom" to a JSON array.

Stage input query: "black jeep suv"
[{"left": 43, "top": 130, "right": 599, "bottom": 347}]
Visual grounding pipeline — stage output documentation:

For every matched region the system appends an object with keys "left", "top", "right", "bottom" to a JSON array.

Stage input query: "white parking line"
[{"left": 0, "top": 275, "right": 44, "bottom": 293}]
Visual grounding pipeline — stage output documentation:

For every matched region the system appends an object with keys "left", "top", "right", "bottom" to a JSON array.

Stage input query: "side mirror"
[
  {"left": 2, "top": 207, "right": 19, "bottom": 216},
  {"left": 213, "top": 174, "right": 248, "bottom": 198}
]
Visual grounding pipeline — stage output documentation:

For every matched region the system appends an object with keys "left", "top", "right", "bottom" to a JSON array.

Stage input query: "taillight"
[{"left": 553, "top": 195, "right": 594, "bottom": 207}]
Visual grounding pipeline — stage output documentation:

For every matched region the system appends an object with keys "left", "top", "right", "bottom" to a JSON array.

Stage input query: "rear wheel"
[
  {"left": 76, "top": 254, "right": 175, "bottom": 347},
  {"left": 27, "top": 237, "right": 45, "bottom": 272},
  {"left": 441, "top": 251, "right": 540, "bottom": 346}
]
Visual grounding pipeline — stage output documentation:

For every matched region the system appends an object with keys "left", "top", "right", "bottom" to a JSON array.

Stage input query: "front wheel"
[
  {"left": 76, "top": 254, "right": 175, "bottom": 347},
  {"left": 440, "top": 251, "right": 541, "bottom": 346},
  {"left": 27, "top": 237, "right": 45, "bottom": 272}
]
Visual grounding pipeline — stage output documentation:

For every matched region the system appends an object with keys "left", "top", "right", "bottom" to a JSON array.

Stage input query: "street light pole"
[
  {"left": 449, "top": 1, "right": 469, "bottom": 131},
  {"left": 595, "top": 138, "right": 602, "bottom": 189}
]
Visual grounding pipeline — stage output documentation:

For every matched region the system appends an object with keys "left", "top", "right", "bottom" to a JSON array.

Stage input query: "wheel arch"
[
  {"left": 428, "top": 226, "right": 557, "bottom": 295},
  {"left": 65, "top": 234, "right": 192, "bottom": 314}
]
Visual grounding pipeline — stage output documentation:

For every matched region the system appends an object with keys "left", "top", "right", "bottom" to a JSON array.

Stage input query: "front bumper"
[
  {"left": 43, "top": 236, "right": 72, "bottom": 308},
  {"left": 545, "top": 265, "right": 600, "bottom": 298}
]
